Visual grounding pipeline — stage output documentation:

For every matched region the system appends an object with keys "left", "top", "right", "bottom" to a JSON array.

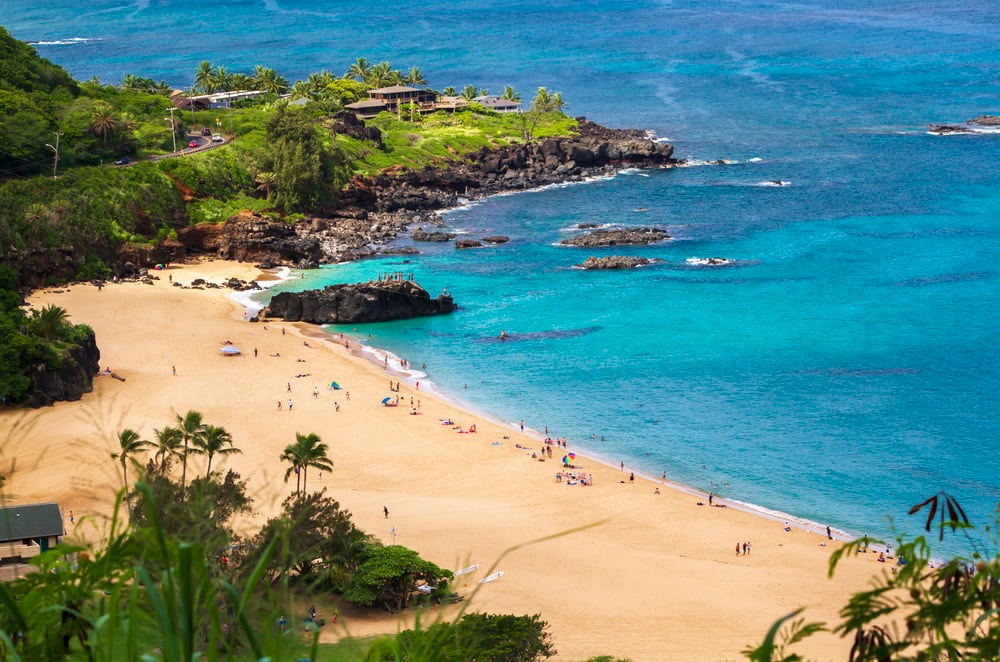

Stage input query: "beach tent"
[
  {"left": 329, "top": 381, "right": 341, "bottom": 389},
  {"left": 381, "top": 397, "right": 391, "bottom": 406},
  {"left": 219, "top": 346, "right": 241, "bottom": 356}
]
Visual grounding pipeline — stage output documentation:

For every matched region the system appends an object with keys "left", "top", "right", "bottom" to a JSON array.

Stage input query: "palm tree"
[
  {"left": 255, "top": 171, "right": 278, "bottom": 199},
  {"left": 442, "top": 86, "right": 456, "bottom": 97},
  {"left": 551, "top": 91, "right": 566, "bottom": 112},
  {"left": 229, "top": 72, "right": 253, "bottom": 91},
  {"left": 111, "top": 428, "right": 152, "bottom": 488},
  {"left": 402, "top": 66, "right": 427, "bottom": 86},
  {"left": 281, "top": 432, "right": 333, "bottom": 495},
  {"left": 531, "top": 87, "right": 553, "bottom": 111},
  {"left": 152, "top": 425, "right": 183, "bottom": 474},
  {"left": 289, "top": 80, "right": 314, "bottom": 101},
  {"left": 280, "top": 445, "right": 303, "bottom": 495},
  {"left": 460, "top": 84, "right": 478, "bottom": 101},
  {"left": 190, "top": 424, "right": 240, "bottom": 478},
  {"left": 30, "top": 304, "right": 68, "bottom": 342},
  {"left": 365, "top": 61, "right": 398, "bottom": 88},
  {"left": 89, "top": 104, "right": 121, "bottom": 143},
  {"left": 252, "top": 66, "right": 289, "bottom": 95},
  {"left": 345, "top": 57, "right": 371, "bottom": 82},
  {"left": 213, "top": 65, "right": 231, "bottom": 92},
  {"left": 501, "top": 85, "right": 521, "bottom": 102},
  {"left": 194, "top": 60, "right": 216, "bottom": 93},
  {"left": 175, "top": 410, "right": 204, "bottom": 491}
]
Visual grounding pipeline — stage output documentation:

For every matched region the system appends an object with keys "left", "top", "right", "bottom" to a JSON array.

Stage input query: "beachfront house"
[
  {"left": 0, "top": 502, "right": 64, "bottom": 570},
  {"left": 368, "top": 85, "right": 439, "bottom": 113},
  {"left": 471, "top": 95, "right": 521, "bottom": 113}
]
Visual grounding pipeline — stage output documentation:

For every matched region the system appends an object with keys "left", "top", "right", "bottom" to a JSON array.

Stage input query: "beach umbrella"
[
  {"left": 381, "top": 396, "right": 391, "bottom": 405},
  {"left": 562, "top": 452, "right": 576, "bottom": 464},
  {"left": 219, "top": 346, "right": 241, "bottom": 355},
  {"left": 330, "top": 381, "right": 341, "bottom": 389}
]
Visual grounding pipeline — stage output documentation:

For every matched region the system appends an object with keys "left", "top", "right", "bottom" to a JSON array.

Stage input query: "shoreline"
[
  {"left": 248, "top": 266, "right": 863, "bottom": 548},
  {"left": 6, "top": 258, "right": 886, "bottom": 660}
]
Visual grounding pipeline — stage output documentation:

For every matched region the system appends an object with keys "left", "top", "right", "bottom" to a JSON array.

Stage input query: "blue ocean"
[{"left": 8, "top": 0, "right": 1000, "bottom": 554}]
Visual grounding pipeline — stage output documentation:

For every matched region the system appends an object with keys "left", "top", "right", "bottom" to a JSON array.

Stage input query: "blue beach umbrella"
[{"left": 219, "top": 346, "right": 241, "bottom": 355}]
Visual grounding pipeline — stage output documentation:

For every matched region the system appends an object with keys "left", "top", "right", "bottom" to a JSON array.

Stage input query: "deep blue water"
[{"left": 7, "top": 0, "right": 1000, "bottom": 554}]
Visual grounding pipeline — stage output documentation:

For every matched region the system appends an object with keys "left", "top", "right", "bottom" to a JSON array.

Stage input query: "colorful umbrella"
[{"left": 562, "top": 452, "right": 576, "bottom": 464}]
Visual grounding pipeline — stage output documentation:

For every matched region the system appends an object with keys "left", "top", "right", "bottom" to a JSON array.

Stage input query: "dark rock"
[
  {"left": 455, "top": 239, "right": 483, "bottom": 249},
  {"left": 577, "top": 256, "right": 653, "bottom": 270},
  {"left": 412, "top": 229, "right": 457, "bottom": 242},
  {"left": 578, "top": 223, "right": 599, "bottom": 229},
  {"left": 481, "top": 235, "right": 509, "bottom": 244},
  {"left": 562, "top": 227, "right": 670, "bottom": 247},
  {"left": 968, "top": 115, "right": 1000, "bottom": 126},
  {"left": 27, "top": 330, "right": 100, "bottom": 407},
  {"left": 263, "top": 280, "right": 456, "bottom": 324}
]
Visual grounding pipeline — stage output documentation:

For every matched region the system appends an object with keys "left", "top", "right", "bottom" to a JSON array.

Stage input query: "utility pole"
[
  {"left": 45, "top": 131, "right": 61, "bottom": 178},
  {"left": 164, "top": 107, "right": 177, "bottom": 153}
]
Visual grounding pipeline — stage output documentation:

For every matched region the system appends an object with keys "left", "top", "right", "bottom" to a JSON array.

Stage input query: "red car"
[{"left": 188, "top": 139, "right": 198, "bottom": 148}]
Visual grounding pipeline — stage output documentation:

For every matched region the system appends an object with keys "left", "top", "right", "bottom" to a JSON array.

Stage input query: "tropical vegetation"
[
  {"left": 0, "top": 25, "right": 575, "bottom": 294},
  {"left": 0, "top": 412, "right": 561, "bottom": 660}
]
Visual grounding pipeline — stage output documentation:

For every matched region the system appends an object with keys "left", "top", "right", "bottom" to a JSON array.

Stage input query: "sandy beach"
[{"left": 2, "top": 259, "right": 886, "bottom": 661}]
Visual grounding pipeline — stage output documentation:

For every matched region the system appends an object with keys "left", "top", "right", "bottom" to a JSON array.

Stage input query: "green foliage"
[
  {"left": 249, "top": 489, "right": 373, "bottom": 589},
  {"left": 343, "top": 545, "right": 453, "bottom": 613},
  {"left": 257, "top": 106, "right": 339, "bottom": 213},
  {"left": 156, "top": 147, "right": 254, "bottom": 199},
  {"left": 389, "top": 613, "right": 556, "bottom": 662},
  {"left": 749, "top": 492, "right": 1000, "bottom": 661}
]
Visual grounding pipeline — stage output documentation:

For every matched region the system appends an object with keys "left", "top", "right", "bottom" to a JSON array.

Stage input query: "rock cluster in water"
[
  {"left": 263, "top": 280, "right": 456, "bottom": 324},
  {"left": 577, "top": 256, "right": 654, "bottom": 270},
  {"left": 561, "top": 227, "right": 670, "bottom": 247}
]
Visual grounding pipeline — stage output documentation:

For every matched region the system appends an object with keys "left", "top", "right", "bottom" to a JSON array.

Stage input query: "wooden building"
[{"left": 0, "top": 502, "right": 64, "bottom": 568}]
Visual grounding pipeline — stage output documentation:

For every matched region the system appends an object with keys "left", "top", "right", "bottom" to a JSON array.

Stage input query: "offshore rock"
[
  {"left": 263, "top": 280, "right": 456, "bottom": 324},
  {"left": 562, "top": 227, "right": 670, "bottom": 247},
  {"left": 455, "top": 239, "right": 483, "bottom": 249},
  {"left": 577, "top": 256, "right": 653, "bottom": 270},
  {"left": 481, "top": 235, "right": 510, "bottom": 244},
  {"left": 412, "top": 229, "right": 457, "bottom": 242}
]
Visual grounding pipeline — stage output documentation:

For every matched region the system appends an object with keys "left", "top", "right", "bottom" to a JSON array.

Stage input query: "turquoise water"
[{"left": 7, "top": 0, "right": 1000, "bottom": 553}]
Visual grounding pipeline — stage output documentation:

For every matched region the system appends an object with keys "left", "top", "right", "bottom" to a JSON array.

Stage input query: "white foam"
[
  {"left": 685, "top": 257, "right": 735, "bottom": 266},
  {"left": 31, "top": 37, "right": 100, "bottom": 46},
  {"left": 230, "top": 266, "right": 295, "bottom": 316}
]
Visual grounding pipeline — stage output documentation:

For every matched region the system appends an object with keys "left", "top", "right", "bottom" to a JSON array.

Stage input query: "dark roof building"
[{"left": 0, "top": 502, "right": 64, "bottom": 562}]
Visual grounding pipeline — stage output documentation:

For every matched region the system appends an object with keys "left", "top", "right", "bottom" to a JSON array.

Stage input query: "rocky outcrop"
[
  {"left": 455, "top": 239, "right": 483, "bottom": 249},
  {"left": 262, "top": 280, "right": 456, "bottom": 324},
  {"left": 412, "top": 229, "right": 457, "bottom": 242},
  {"left": 481, "top": 235, "right": 509, "bottom": 244},
  {"left": 562, "top": 227, "right": 670, "bottom": 247},
  {"left": 929, "top": 114, "right": 1000, "bottom": 134},
  {"left": 161, "top": 119, "right": 678, "bottom": 268},
  {"left": 28, "top": 330, "right": 101, "bottom": 407},
  {"left": 577, "top": 256, "right": 653, "bottom": 270}
]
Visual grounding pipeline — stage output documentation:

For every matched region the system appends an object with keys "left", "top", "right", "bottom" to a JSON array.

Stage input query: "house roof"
[
  {"left": 345, "top": 99, "right": 387, "bottom": 110},
  {"left": 369, "top": 85, "right": 423, "bottom": 94},
  {"left": 472, "top": 96, "right": 521, "bottom": 109},
  {"left": 0, "top": 503, "right": 63, "bottom": 542}
]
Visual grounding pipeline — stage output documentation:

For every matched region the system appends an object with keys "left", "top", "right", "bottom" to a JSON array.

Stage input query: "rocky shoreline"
[{"left": 178, "top": 119, "right": 676, "bottom": 267}]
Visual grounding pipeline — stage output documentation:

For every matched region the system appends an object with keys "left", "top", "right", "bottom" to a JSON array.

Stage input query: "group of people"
[
  {"left": 555, "top": 470, "right": 592, "bottom": 486},
  {"left": 736, "top": 541, "right": 752, "bottom": 556}
]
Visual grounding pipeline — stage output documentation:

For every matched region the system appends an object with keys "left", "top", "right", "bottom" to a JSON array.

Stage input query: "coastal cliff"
[
  {"left": 180, "top": 119, "right": 676, "bottom": 268},
  {"left": 263, "top": 280, "right": 456, "bottom": 324}
]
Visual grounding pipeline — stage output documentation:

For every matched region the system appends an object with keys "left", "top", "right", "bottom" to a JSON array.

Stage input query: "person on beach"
[
  {"left": 629, "top": 472, "right": 635, "bottom": 484},
  {"left": 172, "top": 365, "right": 176, "bottom": 376},
  {"left": 520, "top": 420, "right": 524, "bottom": 432},
  {"left": 416, "top": 381, "right": 420, "bottom": 391},
  {"left": 334, "top": 402, "right": 340, "bottom": 412},
  {"left": 287, "top": 382, "right": 292, "bottom": 393},
  {"left": 288, "top": 398, "right": 293, "bottom": 411},
  {"left": 709, "top": 493, "right": 713, "bottom": 506},
  {"left": 383, "top": 505, "right": 389, "bottom": 519},
  {"left": 745, "top": 542, "right": 751, "bottom": 555},
  {"left": 620, "top": 462, "right": 624, "bottom": 471},
  {"left": 277, "top": 401, "right": 282, "bottom": 411},
  {"left": 736, "top": 542, "right": 740, "bottom": 556},
  {"left": 254, "top": 348, "right": 258, "bottom": 357},
  {"left": 654, "top": 488, "right": 660, "bottom": 494},
  {"left": 313, "top": 386, "right": 319, "bottom": 398},
  {"left": 827, "top": 525, "right": 832, "bottom": 540}
]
